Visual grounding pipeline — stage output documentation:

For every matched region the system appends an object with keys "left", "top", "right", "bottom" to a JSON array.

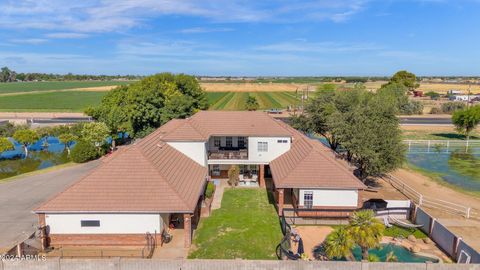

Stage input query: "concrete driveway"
[{"left": 0, "top": 160, "right": 100, "bottom": 252}]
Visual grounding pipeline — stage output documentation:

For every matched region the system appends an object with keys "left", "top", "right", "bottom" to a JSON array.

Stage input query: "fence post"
[
  {"left": 453, "top": 236, "right": 462, "bottom": 261},
  {"left": 429, "top": 218, "right": 436, "bottom": 236},
  {"left": 446, "top": 140, "right": 450, "bottom": 153},
  {"left": 427, "top": 140, "right": 430, "bottom": 153},
  {"left": 419, "top": 195, "right": 423, "bottom": 206},
  {"left": 466, "top": 208, "right": 471, "bottom": 219}
]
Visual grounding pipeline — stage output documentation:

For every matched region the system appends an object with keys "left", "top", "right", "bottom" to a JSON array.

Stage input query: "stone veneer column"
[
  {"left": 184, "top": 214, "right": 192, "bottom": 248},
  {"left": 277, "top": 188, "right": 284, "bottom": 216},
  {"left": 259, "top": 164, "right": 266, "bottom": 188}
]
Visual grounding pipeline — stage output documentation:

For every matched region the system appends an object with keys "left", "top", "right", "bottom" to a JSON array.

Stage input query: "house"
[
  {"left": 34, "top": 111, "right": 365, "bottom": 250},
  {"left": 450, "top": 94, "right": 480, "bottom": 102}
]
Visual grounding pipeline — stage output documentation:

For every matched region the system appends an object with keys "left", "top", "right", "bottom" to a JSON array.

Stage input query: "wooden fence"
[{"left": 384, "top": 174, "right": 478, "bottom": 219}]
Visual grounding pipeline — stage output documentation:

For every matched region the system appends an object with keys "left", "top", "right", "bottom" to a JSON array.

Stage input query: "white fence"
[
  {"left": 384, "top": 175, "right": 477, "bottom": 219},
  {"left": 404, "top": 140, "right": 480, "bottom": 153}
]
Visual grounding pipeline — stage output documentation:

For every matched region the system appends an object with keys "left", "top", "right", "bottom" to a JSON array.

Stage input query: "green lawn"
[
  {"left": 383, "top": 225, "right": 427, "bottom": 239},
  {"left": 0, "top": 81, "right": 132, "bottom": 94},
  {"left": 206, "top": 91, "right": 300, "bottom": 110},
  {"left": 0, "top": 91, "right": 108, "bottom": 112},
  {"left": 402, "top": 129, "right": 480, "bottom": 140},
  {"left": 189, "top": 188, "right": 282, "bottom": 259}
]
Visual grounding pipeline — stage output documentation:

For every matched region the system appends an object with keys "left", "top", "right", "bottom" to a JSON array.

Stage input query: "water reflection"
[{"left": 0, "top": 136, "right": 74, "bottom": 180}]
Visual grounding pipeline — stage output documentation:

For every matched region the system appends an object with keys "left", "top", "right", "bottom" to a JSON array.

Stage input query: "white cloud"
[
  {"left": 179, "top": 27, "right": 234, "bottom": 34},
  {"left": 46, "top": 32, "right": 89, "bottom": 39},
  {"left": 255, "top": 41, "right": 381, "bottom": 53},
  {"left": 0, "top": 0, "right": 370, "bottom": 33},
  {"left": 9, "top": 38, "right": 48, "bottom": 44}
]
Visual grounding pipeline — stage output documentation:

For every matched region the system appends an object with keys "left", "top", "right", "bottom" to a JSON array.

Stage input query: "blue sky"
[{"left": 0, "top": 0, "right": 479, "bottom": 76}]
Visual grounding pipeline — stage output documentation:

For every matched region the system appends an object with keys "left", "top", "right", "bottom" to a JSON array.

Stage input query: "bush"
[
  {"left": 384, "top": 225, "right": 427, "bottom": 239},
  {"left": 424, "top": 91, "right": 440, "bottom": 100},
  {"left": 441, "top": 102, "right": 466, "bottom": 114},
  {"left": 205, "top": 182, "right": 215, "bottom": 198},
  {"left": 429, "top": 107, "right": 442, "bottom": 114},
  {"left": 399, "top": 100, "right": 424, "bottom": 115},
  {"left": 71, "top": 140, "right": 99, "bottom": 163}
]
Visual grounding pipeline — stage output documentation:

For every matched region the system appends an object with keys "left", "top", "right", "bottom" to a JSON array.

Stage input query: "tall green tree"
[
  {"left": 87, "top": 73, "right": 208, "bottom": 138},
  {"left": 13, "top": 129, "right": 39, "bottom": 158},
  {"left": 291, "top": 85, "right": 340, "bottom": 150},
  {"left": 245, "top": 95, "right": 259, "bottom": 111},
  {"left": 385, "top": 70, "right": 419, "bottom": 91},
  {"left": 0, "top": 137, "right": 14, "bottom": 153},
  {"left": 331, "top": 92, "right": 405, "bottom": 179},
  {"left": 452, "top": 105, "right": 480, "bottom": 141},
  {"left": 80, "top": 122, "right": 110, "bottom": 151},
  {"left": 324, "top": 227, "right": 355, "bottom": 260},
  {"left": 348, "top": 210, "right": 384, "bottom": 260}
]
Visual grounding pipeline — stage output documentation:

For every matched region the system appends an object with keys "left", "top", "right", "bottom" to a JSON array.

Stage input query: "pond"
[
  {"left": 352, "top": 244, "right": 439, "bottom": 263},
  {"left": 407, "top": 151, "right": 480, "bottom": 193},
  {"left": 312, "top": 135, "right": 480, "bottom": 194},
  {"left": 0, "top": 136, "right": 74, "bottom": 180}
]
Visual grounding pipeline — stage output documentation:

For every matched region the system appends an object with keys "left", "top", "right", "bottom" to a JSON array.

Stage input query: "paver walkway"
[{"left": 211, "top": 179, "right": 228, "bottom": 210}]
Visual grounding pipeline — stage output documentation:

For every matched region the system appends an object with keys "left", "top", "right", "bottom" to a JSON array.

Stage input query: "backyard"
[{"left": 188, "top": 188, "right": 282, "bottom": 259}]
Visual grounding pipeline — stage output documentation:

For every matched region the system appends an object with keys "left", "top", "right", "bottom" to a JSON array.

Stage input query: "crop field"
[
  {"left": 0, "top": 91, "right": 107, "bottom": 112},
  {"left": 0, "top": 81, "right": 132, "bottom": 94},
  {"left": 207, "top": 91, "right": 300, "bottom": 110},
  {"left": 200, "top": 82, "right": 314, "bottom": 92}
]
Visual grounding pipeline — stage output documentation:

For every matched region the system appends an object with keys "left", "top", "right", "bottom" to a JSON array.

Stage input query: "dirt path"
[{"left": 391, "top": 169, "right": 480, "bottom": 210}]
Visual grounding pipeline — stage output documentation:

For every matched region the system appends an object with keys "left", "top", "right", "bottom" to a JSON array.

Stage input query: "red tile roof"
[
  {"left": 269, "top": 122, "right": 366, "bottom": 189},
  {"left": 35, "top": 123, "right": 207, "bottom": 213},
  {"left": 35, "top": 111, "right": 364, "bottom": 214},
  {"left": 162, "top": 111, "right": 292, "bottom": 141}
]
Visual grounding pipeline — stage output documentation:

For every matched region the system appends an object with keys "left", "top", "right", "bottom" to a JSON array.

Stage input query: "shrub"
[
  {"left": 71, "top": 140, "right": 98, "bottom": 163},
  {"left": 429, "top": 107, "right": 442, "bottom": 114},
  {"left": 424, "top": 91, "right": 440, "bottom": 100},
  {"left": 399, "top": 100, "right": 424, "bottom": 115},
  {"left": 227, "top": 165, "right": 240, "bottom": 186},
  {"left": 205, "top": 182, "right": 215, "bottom": 198},
  {"left": 441, "top": 102, "right": 466, "bottom": 114}
]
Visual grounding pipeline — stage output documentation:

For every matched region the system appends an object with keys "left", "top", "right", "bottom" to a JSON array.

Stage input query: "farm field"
[
  {"left": 0, "top": 91, "right": 299, "bottom": 112},
  {"left": 208, "top": 91, "right": 300, "bottom": 110},
  {"left": 0, "top": 81, "right": 132, "bottom": 94},
  {"left": 0, "top": 91, "right": 108, "bottom": 112}
]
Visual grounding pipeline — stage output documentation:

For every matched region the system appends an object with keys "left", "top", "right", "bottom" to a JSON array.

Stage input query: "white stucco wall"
[
  {"left": 298, "top": 189, "right": 358, "bottom": 207},
  {"left": 247, "top": 137, "right": 290, "bottom": 163},
  {"left": 168, "top": 142, "right": 207, "bottom": 166},
  {"left": 45, "top": 213, "right": 165, "bottom": 234}
]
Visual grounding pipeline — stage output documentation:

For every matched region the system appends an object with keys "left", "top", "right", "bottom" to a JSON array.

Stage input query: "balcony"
[{"left": 208, "top": 148, "right": 248, "bottom": 160}]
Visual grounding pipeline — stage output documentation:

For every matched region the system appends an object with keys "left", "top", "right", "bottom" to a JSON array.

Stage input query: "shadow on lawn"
[{"left": 431, "top": 133, "right": 479, "bottom": 140}]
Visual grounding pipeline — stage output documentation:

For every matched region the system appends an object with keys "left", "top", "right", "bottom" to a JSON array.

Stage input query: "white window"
[
  {"left": 226, "top": 137, "right": 233, "bottom": 148},
  {"left": 212, "top": 165, "right": 220, "bottom": 176},
  {"left": 257, "top": 142, "right": 268, "bottom": 152},
  {"left": 304, "top": 192, "right": 313, "bottom": 209},
  {"left": 214, "top": 137, "right": 220, "bottom": 147},
  {"left": 238, "top": 137, "right": 246, "bottom": 148}
]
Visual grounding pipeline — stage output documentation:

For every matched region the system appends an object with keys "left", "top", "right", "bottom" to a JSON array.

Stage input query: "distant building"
[
  {"left": 448, "top": 90, "right": 463, "bottom": 95},
  {"left": 450, "top": 95, "right": 480, "bottom": 102}
]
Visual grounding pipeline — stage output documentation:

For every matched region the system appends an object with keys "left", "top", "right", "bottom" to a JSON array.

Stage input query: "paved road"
[
  {"left": 399, "top": 117, "right": 452, "bottom": 125},
  {"left": 0, "top": 160, "right": 100, "bottom": 252}
]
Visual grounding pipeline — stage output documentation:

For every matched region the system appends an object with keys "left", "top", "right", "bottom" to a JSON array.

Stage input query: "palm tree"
[
  {"left": 324, "top": 227, "right": 355, "bottom": 261},
  {"left": 348, "top": 210, "right": 384, "bottom": 260}
]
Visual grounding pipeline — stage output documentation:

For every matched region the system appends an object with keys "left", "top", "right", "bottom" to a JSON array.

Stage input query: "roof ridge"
[
  {"left": 271, "top": 136, "right": 314, "bottom": 182},
  {"left": 137, "top": 143, "right": 195, "bottom": 210}
]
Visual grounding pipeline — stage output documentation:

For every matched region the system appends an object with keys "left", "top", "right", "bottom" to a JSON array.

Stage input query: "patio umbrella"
[{"left": 297, "top": 237, "right": 304, "bottom": 255}]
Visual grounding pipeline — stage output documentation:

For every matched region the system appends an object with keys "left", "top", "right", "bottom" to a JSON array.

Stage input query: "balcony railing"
[{"left": 208, "top": 149, "right": 248, "bottom": 160}]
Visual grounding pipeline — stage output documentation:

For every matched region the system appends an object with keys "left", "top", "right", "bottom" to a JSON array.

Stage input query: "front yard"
[{"left": 188, "top": 188, "right": 282, "bottom": 259}]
